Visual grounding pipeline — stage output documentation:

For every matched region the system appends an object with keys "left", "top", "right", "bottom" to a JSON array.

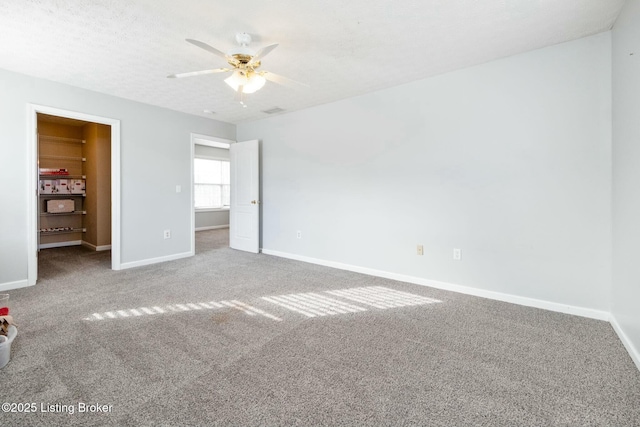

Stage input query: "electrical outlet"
[
  {"left": 417, "top": 245, "right": 424, "bottom": 256},
  {"left": 453, "top": 248, "right": 461, "bottom": 260},
  {"left": 164, "top": 229, "right": 171, "bottom": 239},
  {"left": 296, "top": 230, "right": 302, "bottom": 239}
]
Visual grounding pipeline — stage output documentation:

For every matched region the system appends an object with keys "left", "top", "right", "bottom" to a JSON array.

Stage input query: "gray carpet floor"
[{"left": 2, "top": 229, "right": 639, "bottom": 426}]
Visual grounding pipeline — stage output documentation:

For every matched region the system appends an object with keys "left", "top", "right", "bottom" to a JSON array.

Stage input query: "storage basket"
[
  {"left": 40, "top": 180, "right": 55, "bottom": 194},
  {"left": 70, "top": 179, "right": 85, "bottom": 194},
  {"left": 46, "top": 199, "right": 75, "bottom": 213},
  {"left": 0, "top": 326, "right": 17, "bottom": 369},
  {"left": 56, "top": 179, "right": 71, "bottom": 194}
]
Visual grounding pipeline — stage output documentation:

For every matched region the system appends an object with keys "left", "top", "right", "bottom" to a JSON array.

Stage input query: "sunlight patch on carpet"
[
  {"left": 326, "top": 286, "right": 441, "bottom": 309},
  {"left": 263, "top": 286, "right": 441, "bottom": 318},
  {"left": 85, "top": 300, "right": 282, "bottom": 322},
  {"left": 84, "top": 286, "right": 439, "bottom": 323},
  {"left": 262, "top": 293, "right": 367, "bottom": 317}
]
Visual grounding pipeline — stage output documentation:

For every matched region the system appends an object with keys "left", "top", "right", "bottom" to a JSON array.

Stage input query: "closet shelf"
[
  {"left": 39, "top": 193, "right": 85, "bottom": 197},
  {"left": 40, "top": 174, "right": 86, "bottom": 180},
  {"left": 39, "top": 135, "right": 85, "bottom": 144},
  {"left": 39, "top": 228, "right": 86, "bottom": 235},
  {"left": 40, "top": 211, "right": 86, "bottom": 217},
  {"left": 39, "top": 155, "right": 86, "bottom": 162}
]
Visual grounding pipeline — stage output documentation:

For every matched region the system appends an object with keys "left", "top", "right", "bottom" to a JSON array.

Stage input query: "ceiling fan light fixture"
[
  {"left": 243, "top": 74, "right": 266, "bottom": 94},
  {"left": 224, "top": 71, "right": 244, "bottom": 91},
  {"left": 224, "top": 71, "right": 265, "bottom": 94}
]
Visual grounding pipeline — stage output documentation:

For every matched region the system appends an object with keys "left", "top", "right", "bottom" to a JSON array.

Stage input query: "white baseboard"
[
  {"left": 81, "top": 241, "right": 112, "bottom": 251},
  {"left": 195, "top": 225, "right": 229, "bottom": 231},
  {"left": 0, "top": 279, "right": 32, "bottom": 292},
  {"left": 610, "top": 315, "right": 640, "bottom": 372},
  {"left": 120, "top": 251, "right": 194, "bottom": 270},
  {"left": 39, "top": 240, "right": 82, "bottom": 249},
  {"left": 261, "top": 249, "right": 610, "bottom": 321}
]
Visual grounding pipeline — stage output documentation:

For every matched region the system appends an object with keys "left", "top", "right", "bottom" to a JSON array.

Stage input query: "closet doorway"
[{"left": 28, "top": 105, "right": 121, "bottom": 285}]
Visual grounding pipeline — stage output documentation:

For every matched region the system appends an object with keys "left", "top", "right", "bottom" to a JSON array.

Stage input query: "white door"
[{"left": 230, "top": 140, "right": 260, "bottom": 253}]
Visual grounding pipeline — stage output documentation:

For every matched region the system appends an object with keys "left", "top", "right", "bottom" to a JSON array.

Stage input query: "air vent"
[{"left": 262, "top": 107, "right": 285, "bottom": 114}]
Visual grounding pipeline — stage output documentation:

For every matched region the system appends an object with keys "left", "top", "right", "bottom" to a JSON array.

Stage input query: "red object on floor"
[{"left": 0, "top": 307, "right": 8, "bottom": 316}]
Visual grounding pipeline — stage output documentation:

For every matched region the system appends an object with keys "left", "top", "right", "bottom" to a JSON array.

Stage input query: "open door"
[{"left": 230, "top": 139, "right": 260, "bottom": 253}]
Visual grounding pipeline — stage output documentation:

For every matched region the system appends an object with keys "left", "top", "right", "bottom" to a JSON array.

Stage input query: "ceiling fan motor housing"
[{"left": 228, "top": 32, "right": 255, "bottom": 62}]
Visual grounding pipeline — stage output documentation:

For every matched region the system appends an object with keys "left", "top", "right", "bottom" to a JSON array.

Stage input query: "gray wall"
[
  {"left": 194, "top": 144, "right": 230, "bottom": 230},
  {"left": 612, "top": 0, "right": 640, "bottom": 366},
  {"left": 0, "top": 68, "right": 235, "bottom": 286},
  {"left": 238, "top": 32, "right": 612, "bottom": 312},
  {"left": 195, "top": 211, "right": 229, "bottom": 230}
]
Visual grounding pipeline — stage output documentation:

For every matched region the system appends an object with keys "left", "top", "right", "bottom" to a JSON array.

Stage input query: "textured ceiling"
[{"left": 0, "top": 0, "right": 626, "bottom": 124}]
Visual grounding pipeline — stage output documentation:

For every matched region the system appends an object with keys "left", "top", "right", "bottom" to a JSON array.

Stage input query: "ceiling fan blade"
[
  {"left": 249, "top": 43, "right": 279, "bottom": 65},
  {"left": 167, "top": 68, "right": 231, "bottom": 78},
  {"left": 185, "top": 38, "right": 230, "bottom": 61},
  {"left": 261, "top": 71, "right": 309, "bottom": 88}
]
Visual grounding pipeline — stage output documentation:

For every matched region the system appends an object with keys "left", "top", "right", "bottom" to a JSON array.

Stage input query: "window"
[{"left": 194, "top": 158, "right": 230, "bottom": 209}]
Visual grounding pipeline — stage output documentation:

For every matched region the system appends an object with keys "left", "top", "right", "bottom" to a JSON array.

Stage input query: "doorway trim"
[
  {"left": 27, "top": 104, "right": 122, "bottom": 286},
  {"left": 190, "top": 133, "right": 234, "bottom": 255}
]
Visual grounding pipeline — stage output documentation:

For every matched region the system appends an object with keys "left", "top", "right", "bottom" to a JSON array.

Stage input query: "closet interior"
[{"left": 37, "top": 113, "right": 112, "bottom": 252}]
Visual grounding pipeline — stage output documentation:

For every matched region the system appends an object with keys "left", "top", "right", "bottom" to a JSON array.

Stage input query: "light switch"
[{"left": 176, "top": 185, "right": 181, "bottom": 193}]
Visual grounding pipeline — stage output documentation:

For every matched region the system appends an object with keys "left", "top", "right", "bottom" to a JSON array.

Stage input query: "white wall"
[
  {"left": 238, "top": 32, "right": 612, "bottom": 314},
  {"left": 0, "top": 68, "right": 234, "bottom": 287},
  {"left": 612, "top": 0, "right": 640, "bottom": 369}
]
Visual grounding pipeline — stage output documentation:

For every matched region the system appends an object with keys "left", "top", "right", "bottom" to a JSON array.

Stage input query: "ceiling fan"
[{"left": 168, "top": 33, "right": 307, "bottom": 98}]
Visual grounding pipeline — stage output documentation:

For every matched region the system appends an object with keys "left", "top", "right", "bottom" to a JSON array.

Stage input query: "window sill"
[{"left": 196, "top": 207, "right": 230, "bottom": 213}]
